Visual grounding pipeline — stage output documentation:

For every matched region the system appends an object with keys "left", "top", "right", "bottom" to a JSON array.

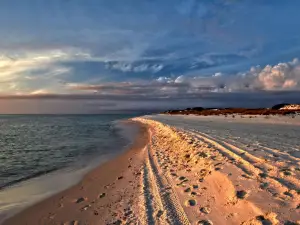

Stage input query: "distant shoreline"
[{"left": 163, "top": 105, "right": 300, "bottom": 116}]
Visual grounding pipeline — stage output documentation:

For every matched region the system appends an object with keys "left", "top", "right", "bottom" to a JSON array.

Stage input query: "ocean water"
[{"left": 0, "top": 114, "right": 138, "bottom": 222}]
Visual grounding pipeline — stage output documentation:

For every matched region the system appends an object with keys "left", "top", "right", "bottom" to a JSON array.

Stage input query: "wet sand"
[{"left": 3, "top": 121, "right": 150, "bottom": 225}]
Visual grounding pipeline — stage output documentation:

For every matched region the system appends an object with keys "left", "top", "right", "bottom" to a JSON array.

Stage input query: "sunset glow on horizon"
[{"left": 0, "top": 0, "right": 300, "bottom": 113}]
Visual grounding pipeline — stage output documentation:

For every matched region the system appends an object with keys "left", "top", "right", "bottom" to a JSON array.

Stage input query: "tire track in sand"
[
  {"left": 140, "top": 142, "right": 191, "bottom": 225},
  {"left": 187, "top": 130, "right": 300, "bottom": 195},
  {"left": 140, "top": 150, "right": 165, "bottom": 225}
]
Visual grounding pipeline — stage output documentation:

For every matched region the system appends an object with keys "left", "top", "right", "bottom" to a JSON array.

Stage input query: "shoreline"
[
  {"left": 2, "top": 115, "right": 299, "bottom": 224},
  {"left": 2, "top": 120, "right": 150, "bottom": 225}
]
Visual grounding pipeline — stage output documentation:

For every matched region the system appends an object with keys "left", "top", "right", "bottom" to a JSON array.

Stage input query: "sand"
[
  {"left": 2, "top": 116, "right": 300, "bottom": 225},
  {"left": 2, "top": 121, "right": 150, "bottom": 225}
]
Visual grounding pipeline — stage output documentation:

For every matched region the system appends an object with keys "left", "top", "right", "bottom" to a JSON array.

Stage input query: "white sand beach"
[
  {"left": 2, "top": 115, "right": 300, "bottom": 225},
  {"left": 2, "top": 1, "right": 300, "bottom": 224}
]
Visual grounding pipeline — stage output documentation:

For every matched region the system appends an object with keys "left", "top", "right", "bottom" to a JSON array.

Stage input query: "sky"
[{"left": 1, "top": 0, "right": 300, "bottom": 113}]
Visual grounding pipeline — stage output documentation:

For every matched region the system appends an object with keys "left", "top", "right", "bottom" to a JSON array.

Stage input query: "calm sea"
[{"left": 0, "top": 114, "right": 140, "bottom": 221}]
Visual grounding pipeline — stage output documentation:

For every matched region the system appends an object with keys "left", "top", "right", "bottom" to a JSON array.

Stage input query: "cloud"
[
  {"left": 157, "top": 76, "right": 172, "bottom": 83},
  {"left": 0, "top": 48, "right": 96, "bottom": 94},
  {"left": 1, "top": 1, "right": 300, "bottom": 113},
  {"left": 57, "top": 58, "right": 300, "bottom": 100},
  {"left": 105, "top": 61, "right": 164, "bottom": 73},
  {"left": 1, "top": 56, "right": 300, "bottom": 113},
  {"left": 256, "top": 58, "right": 300, "bottom": 90},
  {"left": 2, "top": 55, "right": 300, "bottom": 100},
  {"left": 65, "top": 81, "right": 190, "bottom": 98},
  {"left": 30, "top": 89, "right": 51, "bottom": 95},
  {"left": 172, "top": 58, "right": 300, "bottom": 92}
]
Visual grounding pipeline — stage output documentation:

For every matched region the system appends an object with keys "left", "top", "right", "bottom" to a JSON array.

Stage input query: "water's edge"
[{"left": 0, "top": 119, "right": 140, "bottom": 224}]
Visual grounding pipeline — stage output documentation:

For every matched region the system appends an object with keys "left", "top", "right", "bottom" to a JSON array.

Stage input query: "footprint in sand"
[
  {"left": 283, "top": 191, "right": 293, "bottom": 198},
  {"left": 200, "top": 206, "right": 211, "bottom": 214},
  {"left": 242, "top": 174, "right": 253, "bottom": 179},
  {"left": 156, "top": 210, "right": 164, "bottom": 218},
  {"left": 184, "top": 187, "right": 191, "bottom": 193},
  {"left": 74, "top": 197, "right": 87, "bottom": 203},
  {"left": 170, "top": 172, "right": 177, "bottom": 177},
  {"left": 178, "top": 176, "right": 187, "bottom": 181},
  {"left": 123, "top": 207, "right": 133, "bottom": 216},
  {"left": 185, "top": 199, "right": 197, "bottom": 207},
  {"left": 190, "top": 191, "right": 198, "bottom": 196},
  {"left": 117, "top": 176, "right": 124, "bottom": 180},
  {"left": 177, "top": 177, "right": 189, "bottom": 186},
  {"left": 236, "top": 190, "right": 249, "bottom": 199},
  {"left": 197, "top": 219, "right": 213, "bottom": 225},
  {"left": 258, "top": 172, "right": 268, "bottom": 178},
  {"left": 280, "top": 168, "right": 293, "bottom": 176},
  {"left": 192, "top": 184, "right": 199, "bottom": 189},
  {"left": 260, "top": 182, "right": 269, "bottom": 190},
  {"left": 98, "top": 193, "right": 106, "bottom": 198},
  {"left": 81, "top": 204, "right": 91, "bottom": 211},
  {"left": 244, "top": 213, "right": 279, "bottom": 225}
]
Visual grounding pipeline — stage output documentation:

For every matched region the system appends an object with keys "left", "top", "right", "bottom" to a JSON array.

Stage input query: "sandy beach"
[
  {"left": 2, "top": 0, "right": 300, "bottom": 224},
  {"left": 2, "top": 121, "right": 150, "bottom": 225},
  {"left": 2, "top": 115, "right": 300, "bottom": 225}
]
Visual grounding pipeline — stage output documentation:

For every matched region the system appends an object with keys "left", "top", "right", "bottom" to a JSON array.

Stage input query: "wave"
[{"left": 0, "top": 167, "right": 60, "bottom": 191}]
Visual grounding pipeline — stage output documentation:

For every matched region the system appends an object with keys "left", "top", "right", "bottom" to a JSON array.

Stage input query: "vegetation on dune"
[{"left": 163, "top": 104, "right": 300, "bottom": 116}]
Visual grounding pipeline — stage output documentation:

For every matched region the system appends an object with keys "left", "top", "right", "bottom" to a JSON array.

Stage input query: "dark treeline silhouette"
[{"left": 163, "top": 104, "right": 300, "bottom": 116}]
